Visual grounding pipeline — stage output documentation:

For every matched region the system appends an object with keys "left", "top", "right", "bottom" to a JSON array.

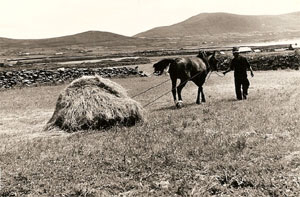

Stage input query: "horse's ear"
[{"left": 208, "top": 51, "right": 216, "bottom": 58}]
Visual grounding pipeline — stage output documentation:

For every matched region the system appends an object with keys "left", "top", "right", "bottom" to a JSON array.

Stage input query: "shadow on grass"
[
  {"left": 151, "top": 96, "right": 258, "bottom": 112},
  {"left": 224, "top": 97, "right": 259, "bottom": 102},
  {"left": 153, "top": 102, "right": 202, "bottom": 112},
  {"left": 225, "top": 98, "right": 241, "bottom": 102}
]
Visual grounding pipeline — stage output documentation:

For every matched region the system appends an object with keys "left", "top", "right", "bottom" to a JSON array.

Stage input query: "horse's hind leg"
[
  {"left": 177, "top": 80, "right": 187, "bottom": 102},
  {"left": 171, "top": 79, "right": 177, "bottom": 105}
]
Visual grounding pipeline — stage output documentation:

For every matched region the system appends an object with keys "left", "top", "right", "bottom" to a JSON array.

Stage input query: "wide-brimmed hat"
[{"left": 232, "top": 47, "right": 240, "bottom": 53}]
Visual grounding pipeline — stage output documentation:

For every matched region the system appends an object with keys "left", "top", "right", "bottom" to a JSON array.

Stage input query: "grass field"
[{"left": 0, "top": 64, "right": 300, "bottom": 196}]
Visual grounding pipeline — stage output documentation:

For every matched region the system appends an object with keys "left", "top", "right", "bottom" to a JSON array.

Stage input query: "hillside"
[
  {"left": 1, "top": 12, "right": 300, "bottom": 51},
  {"left": 0, "top": 31, "right": 151, "bottom": 49},
  {"left": 135, "top": 12, "right": 300, "bottom": 38}
]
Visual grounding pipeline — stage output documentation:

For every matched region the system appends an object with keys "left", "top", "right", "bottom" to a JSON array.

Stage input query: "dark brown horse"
[{"left": 153, "top": 51, "right": 219, "bottom": 107}]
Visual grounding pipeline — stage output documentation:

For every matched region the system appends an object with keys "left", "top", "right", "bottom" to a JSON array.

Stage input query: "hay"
[{"left": 45, "top": 75, "right": 145, "bottom": 132}]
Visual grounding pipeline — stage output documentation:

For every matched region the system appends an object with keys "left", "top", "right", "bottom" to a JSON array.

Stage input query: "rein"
[
  {"left": 205, "top": 70, "right": 225, "bottom": 82},
  {"left": 205, "top": 54, "right": 225, "bottom": 81},
  {"left": 213, "top": 71, "right": 225, "bottom": 77}
]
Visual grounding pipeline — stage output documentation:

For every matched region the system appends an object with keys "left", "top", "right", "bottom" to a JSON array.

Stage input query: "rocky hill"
[
  {"left": 135, "top": 12, "right": 300, "bottom": 38},
  {"left": 0, "top": 31, "right": 152, "bottom": 49}
]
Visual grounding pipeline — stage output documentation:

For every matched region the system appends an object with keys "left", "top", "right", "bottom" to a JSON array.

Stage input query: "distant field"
[{"left": 0, "top": 65, "right": 299, "bottom": 196}]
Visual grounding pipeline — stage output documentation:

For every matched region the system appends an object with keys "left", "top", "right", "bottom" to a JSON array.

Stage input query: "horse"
[{"left": 153, "top": 51, "right": 219, "bottom": 108}]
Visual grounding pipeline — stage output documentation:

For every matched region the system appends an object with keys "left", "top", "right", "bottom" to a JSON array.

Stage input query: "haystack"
[{"left": 45, "top": 75, "right": 145, "bottom": 132}]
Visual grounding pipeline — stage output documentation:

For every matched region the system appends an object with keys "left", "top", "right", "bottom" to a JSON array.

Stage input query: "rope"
[
  {"left": 132, "top": 77, "right": 170, "bottom": 98},
  {"left": 143, "top": 89, "right": 171, "bottom": 108},
  {"left": 213, "top": 71, "right": 225, "bottom": 77},
  {"left": 205, "top": 70, "right": 213, "bottom": 81},
  {"left": 143, "top": 70, "right": 207, "bottom": 108}
]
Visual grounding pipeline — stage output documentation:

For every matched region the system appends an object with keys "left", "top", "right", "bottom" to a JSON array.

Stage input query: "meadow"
[{"left": 0, "top": 62, "right": 300, "bottom": 196}]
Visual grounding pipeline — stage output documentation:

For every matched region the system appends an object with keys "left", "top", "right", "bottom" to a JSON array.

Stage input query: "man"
[{"left": 223, "top": 47, "right": 254, "bottom": 100}]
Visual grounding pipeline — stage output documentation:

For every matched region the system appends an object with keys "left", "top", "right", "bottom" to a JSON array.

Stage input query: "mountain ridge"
[
  {"left": 1, "top": 12, "right": 300, "bottom": 50},
  {"left": 0, "top": 30, "right": 151, "bottom": 49},
  {"left": 134, "top": 11, "right": 300, "bottom": 38}
]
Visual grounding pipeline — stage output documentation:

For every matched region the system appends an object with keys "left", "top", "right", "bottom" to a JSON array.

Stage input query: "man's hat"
[{"left": 232, "top": 47, "right": 240, "bottom": 53}]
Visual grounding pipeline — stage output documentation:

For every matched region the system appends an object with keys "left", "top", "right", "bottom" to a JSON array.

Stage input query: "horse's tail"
[
  {"left": 162, "top": 58, "right": 177, "bottom": 70},
  {"left": 153, "top": 58, "right": 177, "bottom": 72}
]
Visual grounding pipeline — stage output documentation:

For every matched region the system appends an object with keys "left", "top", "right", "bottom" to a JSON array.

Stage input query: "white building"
[
  {"left": 238, "top": 47, "right": 252, "bottom": 53},
  {"left": 289, "top": 43, "right": 300, "bottom": 49}
]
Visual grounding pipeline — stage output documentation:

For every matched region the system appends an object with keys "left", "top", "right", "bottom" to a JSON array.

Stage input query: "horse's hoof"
[
  {"left": 176, "top": 103, "right": 183, "bottom": 108},
  {"left": 176, "top": 101, "right": 183, "bottom": 108},
  {"left": 196, "top": 101, "right": 200, "bottom": 105}
]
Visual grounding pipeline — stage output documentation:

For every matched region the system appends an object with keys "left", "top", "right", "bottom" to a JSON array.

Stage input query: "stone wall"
[
  {"left": 249, "top": 54, "right": 300, "bottom": 70},
  {"left": 218, "top": 53, "right": 300, "bottom": 71},
  {"left": 0, "top": 67, "right": 147, "bottom": 89}
]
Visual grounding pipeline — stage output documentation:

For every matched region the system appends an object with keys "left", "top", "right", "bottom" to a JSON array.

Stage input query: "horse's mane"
[{"left": 197, "top": 50, "right": 217, "bottom": 71}]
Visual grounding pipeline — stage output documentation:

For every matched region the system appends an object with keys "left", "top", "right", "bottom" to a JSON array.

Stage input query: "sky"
[{"left": 0, "top": 0, "right": 300, "bottom": 39}]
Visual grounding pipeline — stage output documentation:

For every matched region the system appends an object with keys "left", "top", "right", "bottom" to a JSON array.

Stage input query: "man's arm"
[
  {"left": 223, "top": 59, "right": 234, "bottom": 75},
  {"left": 223, "top": 68, "right": 231, "bottom": 75},
  {"left": 245, "top": 58, "right": 254, "bottom": 77},
  {"left": 249, "top": 65, "right": 254, "bottom": 77}
]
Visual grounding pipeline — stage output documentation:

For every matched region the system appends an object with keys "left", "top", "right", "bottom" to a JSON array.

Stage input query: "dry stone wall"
[
  {"left": 2, "top": 53, "right": 300, "bottom": 90},
  {"left": 218, "top": 53, "right": 300, "bottom": 71},
  {"left": 249, "top": 54, "right": 300, "bottom": 70},
  {"left": 0, "top": 67, "right": 146, "bottom": 89}
]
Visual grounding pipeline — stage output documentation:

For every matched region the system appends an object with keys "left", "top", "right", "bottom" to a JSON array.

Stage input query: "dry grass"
[{"left": 0, "top": 68, "right": 300, "bottom": 196}]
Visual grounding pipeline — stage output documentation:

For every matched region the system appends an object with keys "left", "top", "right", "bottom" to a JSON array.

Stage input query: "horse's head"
[
  {"left": 207, "top": 52, "right": 220, "bottom": 71},
  {"left": 153, "top": 59, "right": 173, "bottom": 76}
]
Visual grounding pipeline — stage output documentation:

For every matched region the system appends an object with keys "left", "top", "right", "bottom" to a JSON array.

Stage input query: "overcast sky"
[{"left": 0, "top": 0, "right": 299, "bottom": 39}]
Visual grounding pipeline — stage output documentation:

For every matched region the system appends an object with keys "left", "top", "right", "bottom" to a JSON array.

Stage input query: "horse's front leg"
[
  {"left": 196, "top": 86, "right": 206, "bottom": 104},
  {"left": 196, "top": 87, "right": 201, "bottom": 104},
  {"left": 200, "top": 86, "right": 206, "bottom": 103}
]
